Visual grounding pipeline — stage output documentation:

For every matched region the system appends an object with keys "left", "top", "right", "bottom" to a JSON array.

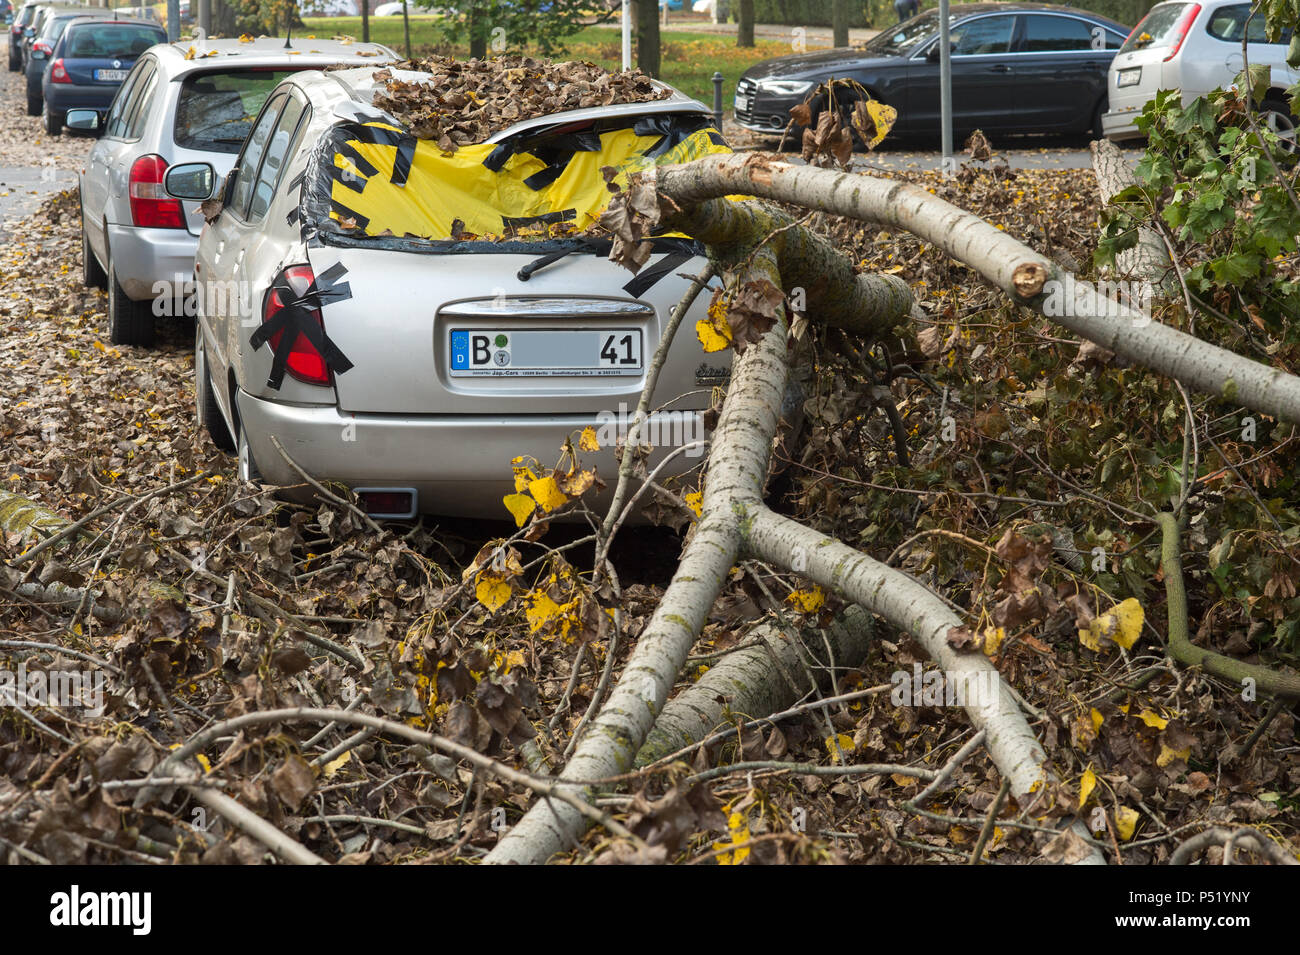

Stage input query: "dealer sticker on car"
[{"left": 449, "top": 329, "right": 643, "bottom": 377}]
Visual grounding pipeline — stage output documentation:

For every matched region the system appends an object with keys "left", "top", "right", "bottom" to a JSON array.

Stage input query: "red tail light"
[
  {"left": 262, "top": 266, "right": 331, "bottom": 386},
  {"left": 31, "top": 38, "right": 50, "bottom": 54},
  {"left": 1163, "top": 3, "right": 1201, "bottom": 61},
  {"left": 127, "top": 155, "right": 185, "bottom": 229},
  {"left": 49, "top": 57, "right": 69, "bottom": 83}
]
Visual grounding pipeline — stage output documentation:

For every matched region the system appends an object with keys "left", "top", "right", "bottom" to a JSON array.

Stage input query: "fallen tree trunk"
[
  {"left": 1089, "top": 139, "right": 1175, "bottom": 293},
  {"left": 487, "top": 152, "right": 1300, "bottom": 864},
  {"left": 634, "top": 606, "right": 874, "bottom": 767}
]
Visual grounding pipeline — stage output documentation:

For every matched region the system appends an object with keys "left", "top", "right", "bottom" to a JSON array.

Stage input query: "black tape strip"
[
  {"left": 336, "top": 142, "right": 381, "bottom": 179},
  {"left": 286, "top": 206, "right": 299, "bottom": 226},
  {"left": 349, "top": 122, "right": 407, "bottom": 147},
  {"left": 632, "top": 114, "right": 717, "bottom": 159},
  {"left": 249, "top": 267, "right": 355, "bottom": 390},
  {"left": 328, "top": 163, "right": 367, "bottom": 195},
  {"left": 622, "top": 250, "right": 692, "bottom": 297},
  {"left": 390, "top": 137, "right": 416, "bottom": 188},
  {"left": 329, "top": 199, "right": 370, "bottom": 232},
  {"left": 523, "top": 164, "right": 567, "bottom": 191},
  {"left": 707, "top": 130, "right": 726, "bottom": 146},
  {"left": 287, "top": 171, "right": 306, "bottom": 191},
  {"left": 501, "top": 209, "right": 576, "bottom": 231}
]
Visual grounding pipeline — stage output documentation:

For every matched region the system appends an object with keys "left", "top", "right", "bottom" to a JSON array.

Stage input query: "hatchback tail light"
[
  {"left": 30, "top": 38, "right": 50, "bottom": 55},
  {"left": 49, "top": 57, "right": 68, "bottom": 83},
  {"left": 1163, "top": 3, "right": 1201, "bottom": 61},
  {"left": 127, "top": 155, "right": 185, "bottom": 229},
  {"left": 262, "top": 266, "right": 331, "bottom": 386}
]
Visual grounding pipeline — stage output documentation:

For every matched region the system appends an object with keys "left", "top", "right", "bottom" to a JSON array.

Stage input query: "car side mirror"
[
  {"left": 65, "top": 108, "right": 101, "bottom": 134},
  {"left": 164, "top": 161, "right": 215, "bottom": 200}
]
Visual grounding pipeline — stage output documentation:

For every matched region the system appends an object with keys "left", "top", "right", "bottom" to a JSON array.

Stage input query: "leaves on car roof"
[{"left": 371, "top": 54, "right": 671, "bottom": 151}]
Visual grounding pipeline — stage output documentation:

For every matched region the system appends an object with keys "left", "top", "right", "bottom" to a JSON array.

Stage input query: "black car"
[
  {"left": 8, "top": 1, "right": 36, "bottom": 70},
  {"left": 23, "top": 4, "right": 108, "bottom": 114},
  {"left": 42, "top": 17, "right": 164, "bottom": 134},
  {"left": 734, "top": 2, "right": 1129, "bottom": 144}
]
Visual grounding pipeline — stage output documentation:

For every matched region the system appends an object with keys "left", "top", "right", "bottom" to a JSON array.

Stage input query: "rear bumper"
[
  {"left": 1102, "top": 105, "right": 1144, "bottom": 142},
  {"left": 43, "top": 82, "right": 116, "bottom": 112},
  {"left": 106, "top": 223, "right": 198, "bottom": 301},
  {"left": 235, "top": 390, "right": 707, "bottom": 519}
]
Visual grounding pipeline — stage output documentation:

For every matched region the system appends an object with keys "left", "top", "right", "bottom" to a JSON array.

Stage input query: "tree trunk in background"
[
  {"left": 468, "top": 0, "right": 487, "bottom": 58},
  {"left": 401, "top": 0, "right": 411, "bottom": 58},
  {"left": 737, "top": 0, "right": 754, "bottom": 47},
  {"left": 361, "top": 0, "right": 369, "bottom": 43},
  {"left": 832, "top": 0, "right": 849, "bottom": 47},
  {"left": 636, "top": 0, "right": 660, "bottom": 77}
]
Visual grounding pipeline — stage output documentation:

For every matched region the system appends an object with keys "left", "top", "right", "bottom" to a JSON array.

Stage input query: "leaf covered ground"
[{"left": 0, "top": 76, "right": 1297, "bottom": 862}]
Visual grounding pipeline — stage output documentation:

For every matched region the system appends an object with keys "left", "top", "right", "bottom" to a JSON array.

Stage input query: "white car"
[
  {"left": 1103, "top": 0, "right": 1298, "bottom": 143},
  {"left": 73, "top": 36, "right": 397, "bottom": 346},
  {"left": 373, "top": 2, "right": 405, "bottom": 15},
  {"left": 180, "top": 67, "right": 731, "bottom": 518}
]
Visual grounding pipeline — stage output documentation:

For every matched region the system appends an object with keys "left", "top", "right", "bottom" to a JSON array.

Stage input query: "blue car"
[{"left": 42, "top": 17, "right": 165, "bottom": 135}]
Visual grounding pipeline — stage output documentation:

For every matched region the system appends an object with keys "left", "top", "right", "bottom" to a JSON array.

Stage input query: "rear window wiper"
[{"left": 517, "top": 237, "right": 607, "bottom": 281}]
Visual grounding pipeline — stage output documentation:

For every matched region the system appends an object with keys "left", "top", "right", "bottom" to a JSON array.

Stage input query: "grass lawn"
[{"left": 300, "top": 16, "right": 790, "bottom": 104}]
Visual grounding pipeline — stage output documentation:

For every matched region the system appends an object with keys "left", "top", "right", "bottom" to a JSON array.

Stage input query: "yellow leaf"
[
  {"left": 502, "top": 493, "right": 535, "bottom": 527},
  {"left": 195, "top": 753, "right": 212, "bottom": 773},
  {"left": 982, "top": 625, "right": 1006, "bottom": 657},
  {"left": 1114, "top": 806, "right": 1139, "bottom": 841},
  {"left": 1078, "top": 766, "right": 1097, "bottom": 808},
  {"left": 92, "top": 341, "right": 106, "bottom": 352},
  {"left": 528, "top": 475, "right": 568, "bottom": 513},
  {"left": 713, "top": 811, "right": 751, "bottom": 865},
  {"left": 1090, "top": 708, "right": 1104, "bottom": 735},
  {"left": 890, "top": 773, "right": 918, "bottom": 788},
  {"left": 1080, "top": 597, "right": 1144, "bottom": 651},
  {"left": 786, "top": 587, "right": 825, "bottom": 613},
  {"left": 323, "top": 750, "right": 352, "bottom": 777},
  {"left": 691, "top": 317, "right": 733, "bottom": 356},
  {"left": 683, "top": 491, "right": 703, "bottom": 517},
  {"left": 825, "top": 732, "right": 854, "bottom": 763},
  {"left": 579, "top": 426, "right": 600, "bottom": 452},
  {"left": 184, "top": 44, "right": 196, "bottom": 59},
  {"left": 1137, "top": 709, "right": 1168, "bottom": 730},
  {"left": 558, "top": 468, "right": 595, "bottom": 498},
  {"left": 525, "top": 592, "right": 562, "bottom": 633},
  {"left": 947, "top": 826, "right": 970, "bottom": 845},
  {"left": 1157, "top": 743, "right": 1190, "bottom": 768},
  {"left": 475, "top": 574, "right": 511, "bottom": 612}
]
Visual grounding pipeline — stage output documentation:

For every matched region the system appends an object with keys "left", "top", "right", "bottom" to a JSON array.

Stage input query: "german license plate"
[
  {"left": 96, "top": 68, "right": 128, "bottom": 81},
  {"left": 734, "top": 94, "right": 750, "bottom": 112},
  {"left": 449, "top": 329, "right": 643, "bottom": 377},
  {"left": 1116, "top": 68, "right": 1141, "bottom": 87}
]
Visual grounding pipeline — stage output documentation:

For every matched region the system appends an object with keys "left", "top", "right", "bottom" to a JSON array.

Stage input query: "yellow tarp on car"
[{"left": 315, "top": 118, "right": 731, "bottom": 242}]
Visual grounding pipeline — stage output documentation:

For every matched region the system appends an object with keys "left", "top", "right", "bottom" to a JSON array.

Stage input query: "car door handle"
[{"left": 989, "top": 64, "right": 1013, "bottom": 73}]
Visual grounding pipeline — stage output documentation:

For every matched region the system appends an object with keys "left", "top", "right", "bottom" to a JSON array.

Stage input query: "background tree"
[
  {"left": 425, "top": 0, "right": 616, "bottom": 58},
  {"left": 737, "top": 0, "right": 754, "bottom": 47},
  {"left": 637, "top": 0, "right": 660, "bottom": 77},
  {"left": 832, "top": 0, "right": 849, "bottom": 47}
]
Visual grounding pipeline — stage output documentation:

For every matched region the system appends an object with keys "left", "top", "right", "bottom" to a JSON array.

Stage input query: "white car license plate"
[
  {"left": 449, "top": 328, "right": 643, "bottom": 377},
  {"left": 96, "top": 68, "right": 128, "bottom": 81},
  {"left": 1116, "top": 68, "right": 1141, "bottom": 88},
  {"left": 734, "top": 94, "right": 750, "bottom": 112}
]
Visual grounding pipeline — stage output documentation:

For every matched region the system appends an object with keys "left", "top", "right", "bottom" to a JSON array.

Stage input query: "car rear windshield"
[
  {"left": 63, "top": 23, "right": 163, "bottom": 58},
  {"left": 1204, "top": 3, "right": 1293, "bottom": 43},
  {"left": 174, "top": 69, "right": 301, "bottom": 154},
  {"left": 1119, "top": 2, "right": 1195, "bottom": 52}
]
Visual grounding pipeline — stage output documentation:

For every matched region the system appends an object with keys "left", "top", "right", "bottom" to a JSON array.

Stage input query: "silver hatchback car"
[
  {"left": 185, "top": 66, "right": 732, "bottom": 519},
  {"left": 74, "top": 36, "right": 398, "bottom": 346}
]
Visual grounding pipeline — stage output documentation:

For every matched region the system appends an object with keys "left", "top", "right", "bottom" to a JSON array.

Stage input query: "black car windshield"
[
  {"left": 63, "top": 23, "right": 163, "bottom": 58},
  {"left": 175, "top": 70, "right": 300, "bottom": 153},
  {"left": 861, "top": 9, "right": 941, "bottom": 55}
]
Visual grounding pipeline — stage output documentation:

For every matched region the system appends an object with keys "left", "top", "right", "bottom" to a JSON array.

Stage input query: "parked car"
[
  {"left": 1103, "top": 0, "right": 1298, "bottom": 144},
  {"left": 8, "top": 1, "right": 37, "bottom": 70},
  {"left": 734, "top": 2, "right": 1129, "bottom": 143},
  {"left": 373, "top": 1, "right": 404, "bottom": 14},
  {"left": 183, "top": 67, "right": 728, "bottom": 517},
  {"left": 42, "top": 17, "right": 165, "bottom": 135},
  {"left": 299, "top": 0, "right": 360, "bottom": 15},
  {"left": 73, "top": 36, "right": 399, "bottom": 346},
  {"left": 23, "top": 4, "right": 110, "bottom": 114},
  {"left": 20, "top": 3, "right": 99, "bottom": 69}
]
